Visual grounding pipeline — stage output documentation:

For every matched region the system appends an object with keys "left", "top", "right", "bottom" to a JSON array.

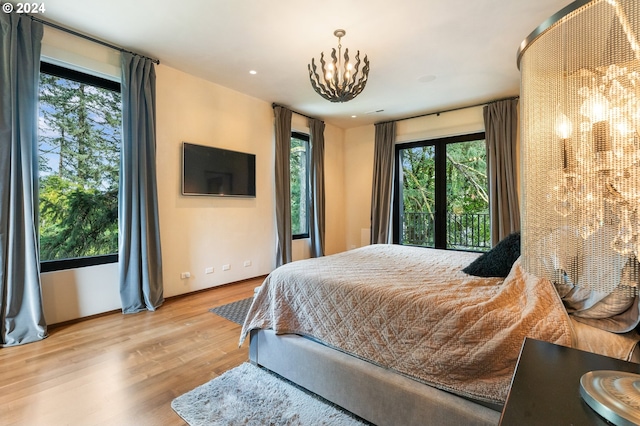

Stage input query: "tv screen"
[{"left": 182, "top": 142, "right": 256, "bottom": 197}]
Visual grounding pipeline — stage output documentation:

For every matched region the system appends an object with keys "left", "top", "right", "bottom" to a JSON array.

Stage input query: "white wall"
[
  {"left": 156, "top": 66, "right": 276, "bottom": 296},
  {"left": 323, "top": 122, "right": 346, "bottom": 255},
  {"left": 38, "top": 27, "right": 347, "bottom": 323},
  {"left": 395, "top": 107, "right": 484, "bottom": 143},
  {"left": 343, "top": 107, "right": 485, "bottom": 251},
  {"left": 290, "top": 113, "right": 347, "bottom": 260},
  {"left": 40, "top": 25, "right": 120, "bottom": 81},
  {"left": 344, "top": 125, "right": 376, "bottom": 250},
  {"left": 41, "top": 264, "right": 120, "bottom": 323}
]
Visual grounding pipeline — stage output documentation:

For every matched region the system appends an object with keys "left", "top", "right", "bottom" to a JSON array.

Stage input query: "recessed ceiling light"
[
  {"left": 249, "top": 70, "right": 257, "bottom": 75},
  {"left": 418, "top": 75, "right": 436, "bottom": 83},
  {"left": 352, "top": 115, "right": 357, "bottom": 118}
]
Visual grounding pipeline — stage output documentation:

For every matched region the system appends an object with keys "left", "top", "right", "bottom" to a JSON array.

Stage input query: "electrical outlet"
[
  {"left": 205, "top": 267, "right": 214, "bottom": 274},
  {"left": 243, "top": 260, "right": 252, "bottom": 267},
  {"left": 222, "top": 264, "right": 230, "bottom": 271},
  {"left": 180, "top": 272, "right": 191, "bottom": 279}
]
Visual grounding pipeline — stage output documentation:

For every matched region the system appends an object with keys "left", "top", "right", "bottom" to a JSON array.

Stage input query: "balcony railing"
[{"left": 402, "top": 211, "right": 490, "bottom": 252}]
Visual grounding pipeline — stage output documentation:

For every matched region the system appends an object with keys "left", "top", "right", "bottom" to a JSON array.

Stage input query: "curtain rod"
[
  {"left": 26, "top": 15, "right": 160, "bottom": 65},
  {"left": 375, "top": 96, "right": 519, "bottom": 125},
  {"left": 272, "top": 103, "right": 323, "bottom": 123}
]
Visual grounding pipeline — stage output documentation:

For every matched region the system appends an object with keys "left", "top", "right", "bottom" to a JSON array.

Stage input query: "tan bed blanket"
[{"left": 241, "top": 244, "right": 573, "bottom": 404}]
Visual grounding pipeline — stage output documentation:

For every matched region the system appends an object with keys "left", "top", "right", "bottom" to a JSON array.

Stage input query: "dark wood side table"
[{"left": 499, "top": 338, "right": 640, "bottom": 425}]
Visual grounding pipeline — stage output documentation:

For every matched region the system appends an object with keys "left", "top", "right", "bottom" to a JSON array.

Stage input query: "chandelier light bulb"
[
  {"left": 556, "top": 112, "right": 574, "bottom": 139},
  {"left": 611, "top": 108, "right": 634, "bottom": 136},
  {"left": 580, "top": 92, "right": 610, "bottom": 123},
  {"left": 580, "top": 92, "right": 613, "bottom": 153},
  {"left": 615, "top": 120, "right": 632, "bottom": 135}
]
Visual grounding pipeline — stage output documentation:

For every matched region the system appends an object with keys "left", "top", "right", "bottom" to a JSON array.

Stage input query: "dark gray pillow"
[{"left": 463, "top": 232, "right": 520, "bottom": 278}]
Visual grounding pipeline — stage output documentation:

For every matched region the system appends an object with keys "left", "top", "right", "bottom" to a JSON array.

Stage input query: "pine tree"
[{"left": 38, "top": 72, "right": 121, "bottom": 261}]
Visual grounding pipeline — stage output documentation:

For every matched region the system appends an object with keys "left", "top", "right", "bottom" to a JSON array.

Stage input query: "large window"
[
  {"left": 290, "top": 132, "right": 310, "bottom": 239},
  {"left": 38, "top": 62, "right": 122, "bottom": 272},
  {"left": 393, "top": 132, "right": 489, "bottom": 251}
]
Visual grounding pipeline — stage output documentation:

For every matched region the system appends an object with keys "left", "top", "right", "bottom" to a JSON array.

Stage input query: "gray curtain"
[
  {"left": 274, "top": 106, "right": 292, "bottom": 267},
  {"left": 370, "top": 121, "right": 396, "bottom": 244},
  {"left": 309, "top": 118, "right": 325, "bottom": 258},
  {"left": 484, "top": 99, "right": 520, "bottom": 246},
  {"left": 119, "top": 53, "right": 164, "bottom": 313},
  {"left": 0, "top": 13, "right": 47, "bottom": 346}
]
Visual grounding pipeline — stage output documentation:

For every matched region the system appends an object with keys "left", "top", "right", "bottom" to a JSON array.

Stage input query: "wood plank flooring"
[{"left": 0, "top": 277, "right": 262, "bottom": 426}]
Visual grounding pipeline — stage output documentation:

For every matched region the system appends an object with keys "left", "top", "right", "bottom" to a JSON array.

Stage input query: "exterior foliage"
[
  {"left": 38, "top": 72, "right": 121, "bottom": 261},
  {"left": 290, "top": 135, "right": 309, "bottom": 236},
  {"left": 400, "top": 139, "right": 489, "bottom": 250}
]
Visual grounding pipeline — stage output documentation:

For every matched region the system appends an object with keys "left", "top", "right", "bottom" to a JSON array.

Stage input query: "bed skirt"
[{"left": 249, "top": 330, "right": 501, "bottom": 426}]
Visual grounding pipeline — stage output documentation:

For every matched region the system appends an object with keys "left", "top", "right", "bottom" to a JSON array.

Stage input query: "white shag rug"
[{"left": 171, "top": 362, "right": 368, "bottom": 425}]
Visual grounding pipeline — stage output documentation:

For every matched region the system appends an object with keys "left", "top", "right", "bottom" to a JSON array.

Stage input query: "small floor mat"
[{"left": 209, "top": 297, "right": 253, "bottom": 325}]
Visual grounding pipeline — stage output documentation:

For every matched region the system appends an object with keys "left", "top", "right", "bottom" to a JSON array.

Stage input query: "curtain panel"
[
  {"left": 309, "top": 118, "right": 325, "bottom": 258},
  {"left": 484, "top": 99, "right": 520, "bottom": 246},
  {"left": 119, "top": 52, "right": 164, "bottom": 313},
  {"left": 0, "top": 13, "right": 47, "bottom": 346},
  {"left": 274, "top": 106, "right": 293, "bottom": 267},
  {"left": 370, "top": 121, "right": 396, "bottom": 244}
]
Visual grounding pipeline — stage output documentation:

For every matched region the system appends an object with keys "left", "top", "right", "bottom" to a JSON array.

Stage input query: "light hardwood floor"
[{"left": 0, "top": 277, "right": 262, "bottom": 426}]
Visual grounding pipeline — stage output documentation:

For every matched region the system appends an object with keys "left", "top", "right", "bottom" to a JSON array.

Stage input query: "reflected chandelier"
[{"left": 308, "top": 29, "right": 370, "bottom": 103}]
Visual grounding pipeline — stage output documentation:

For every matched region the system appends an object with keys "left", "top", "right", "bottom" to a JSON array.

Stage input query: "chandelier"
[
  {"left": 520, "top": 0, "right": 640, "bottom": 272},
  {"left": 308, "top": 29, "right": 370, "bottom": 103},
  {"left": 519, "top": 1, "right": 640, "bottom": 424}
]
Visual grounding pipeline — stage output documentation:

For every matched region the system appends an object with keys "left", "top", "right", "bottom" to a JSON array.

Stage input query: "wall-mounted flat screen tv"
[{"left": 182, "top": 142, "right": 256, "bottom": 197}]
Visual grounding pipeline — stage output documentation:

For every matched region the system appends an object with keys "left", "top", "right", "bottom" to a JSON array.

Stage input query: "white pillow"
[
  {"left": 537, "top": 225, "right": 638, "bottom": 328},
  {"left": 573, "top": 257, "right": 638, "bottom": 320}
]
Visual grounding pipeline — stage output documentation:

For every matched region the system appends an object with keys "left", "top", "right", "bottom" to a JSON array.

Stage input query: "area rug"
[
  {"left": 171, "top": 362, "right": 369, "bottom": 426},
  {"left": 209, "top": 297, "right": 253, "bottom": 325}
]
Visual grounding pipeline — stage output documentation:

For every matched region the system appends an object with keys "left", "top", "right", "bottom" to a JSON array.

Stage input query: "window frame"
[
  {"left": 290, "top": 131, "right": 310, "bottom": 240},
  {"left": 392, "top": 131, "right": 487, "bottom": 250},
  {"left": 38, "top": 62, "right": 121, "bottom": 273}
]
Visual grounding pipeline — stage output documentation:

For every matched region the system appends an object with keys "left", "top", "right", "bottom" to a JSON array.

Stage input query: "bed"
[{"left": 240, "top": 244, "right": 640, "bottom": 426}]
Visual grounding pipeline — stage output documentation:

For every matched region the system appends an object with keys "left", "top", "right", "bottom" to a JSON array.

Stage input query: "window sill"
[{"left": 41, "top": 254, "right": 118, "bottom": 273}]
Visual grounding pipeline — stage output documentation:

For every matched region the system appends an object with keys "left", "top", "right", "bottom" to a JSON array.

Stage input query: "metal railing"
[{"left": 402, "top": 211, "right": 490, "bottom": 251}]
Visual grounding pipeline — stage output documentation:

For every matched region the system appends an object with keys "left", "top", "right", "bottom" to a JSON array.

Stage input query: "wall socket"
[
  {"left": 205, "top": 267, "right": 214, "bottom": 274},
  {"left": 180, "top": 272, "right": 191, "bottom": 279},
  {"left": 243, "top": 260, "right": 252, "bottom": 267},
  {"left": 222, "top": 264, "right": 230, "bottom": 271}
]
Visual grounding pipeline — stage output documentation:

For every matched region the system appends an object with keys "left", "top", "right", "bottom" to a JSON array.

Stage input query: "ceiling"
[{"left": 39, "top": 0, "right": 575, "bottom": 129}]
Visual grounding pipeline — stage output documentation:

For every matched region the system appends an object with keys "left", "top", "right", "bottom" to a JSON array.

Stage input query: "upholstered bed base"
[{"left": 249, "top": 329, "right": 501, "bottom": 426}]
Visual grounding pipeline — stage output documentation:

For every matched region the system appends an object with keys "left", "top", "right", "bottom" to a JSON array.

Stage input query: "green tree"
[
  {"left": 290, "top": 136, "right": 308, "bottom": 235},
  {"left": 400, "top": 139, "right": 489, "bottom": 250},
  {"left": 38, "top": 72, "right": 122, "bottom": 261},
  {"left": 446, "top": 141, "right": 488, "bottom": 214},
  {"left": 446, "top": 141, "right": 489, "bottom": 250},
  {"left": 401, "top": 145, "right": 436, "bottom": 215}
]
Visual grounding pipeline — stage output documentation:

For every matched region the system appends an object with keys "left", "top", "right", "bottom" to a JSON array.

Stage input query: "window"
[
  {"left": 38, "top": 62, "right": 122, "bottom": 272},
  {"left": 393, "top": 132, "right": 489, "bottom": 251},
  {"left": 290, "top": 132, "right": 310, "bottom": 239}
]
